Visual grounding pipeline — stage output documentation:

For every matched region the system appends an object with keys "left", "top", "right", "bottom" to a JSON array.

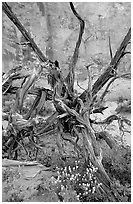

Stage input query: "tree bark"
[{"left": 2, "top": 2, "right": 48, "bottom": 63}]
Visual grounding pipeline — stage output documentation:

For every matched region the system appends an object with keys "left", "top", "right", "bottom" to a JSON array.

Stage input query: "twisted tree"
[{"left": 2, "top": 2, "right": 131, "bottom": 200}]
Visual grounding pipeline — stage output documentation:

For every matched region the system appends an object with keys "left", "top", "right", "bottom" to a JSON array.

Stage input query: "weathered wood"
[
  {"left": 65, "top": 2, "right": 85, "bottom": 94},
  {"left": 80, "top": 28, "right": 131, "bottom": 101},
  {"left": 95, "top": 131, "right": 116, "bottom": 149},
  {"left": 92, "top": 28, "right": 131, "bottom": 96},
  {"left": 2, "top": 2, "right": 48, "bottom": 63}
]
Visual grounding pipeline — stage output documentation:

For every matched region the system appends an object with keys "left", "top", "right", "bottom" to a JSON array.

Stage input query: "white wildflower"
[
  {"left": 92, "top": 186, "right": 96, "bottom": 193},
  {"left": 73, "top": 167, "right": 75, "bottom": 171},
  {"left": 68, "top": 165, "right": 72, "bottom": 173}
]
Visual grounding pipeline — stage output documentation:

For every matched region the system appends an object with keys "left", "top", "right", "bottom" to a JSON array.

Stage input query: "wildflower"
[
  {"left": 72, "top": 174, "right": 74, "bottom": 178},
  {"left": 68, "top": 165, "right": 72, "bottom": 173},
  {"left": 73, "top": 167, "right": 75, "bottom": 171},
  {"left": 89, "top": 174, "right": 92, "bottom": 180},
  {"left": 74, "top": 173, "right": 78, "bottom": 178},
  {"left": 86, "top": 168, "right": 89, "bottom": 173},
  {"left": 85, "top": 187, "right": 88, "bottom": 191},
  {"left": 75, "top": 160, "right": 78, "bottom": 164},
  {"left": 61, "top": 184, "right": 64, "bottom": 190},
  {"left": 92, "top": 186, "right": 96, "bottom": 193},
  {"left": 64, "top": 166, "right": 67, "bottom": 172},
  {"left": 89, "top": 168, "right": 92, "bottom": 173},
  {"left": 86, "top": 183, "right": 90, "bottom": 187},
  {"left": 76, "top": 165, "right": 78, "bottom": 170},
  {"left": 56, "top": 176, "right": 60, "bottom": 181},
  {"left": 83, "top": 191, "right": 88, "bottom": 195},
  {"left": 76, "top": 195, "right": 80, "bottom": 200},
  {"left": 97, "top": 183, "right": 102, "bottom": 188},
  {"left": 92, "top": 166, "right": 98, "bottom": 172},
  {"left": 57, "top": 170, "right": 60, "bottom": 175}
]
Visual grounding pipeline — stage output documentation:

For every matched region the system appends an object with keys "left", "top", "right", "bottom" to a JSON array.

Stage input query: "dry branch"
[
  {"left": 2, "top": 159, "right": 42, "bottom": 167},
  {"left": 24, "top": 92, "right": 42, "bottom": 120},
  {"left": 65, "top": 2, "right": 85, "bottom": 94},
  {"left": 100, "top": 72, "right": 131, "bottom": 101},
  {"left": 95, "top": 131, "right": 116, "bottom": 149},
  {"left": 2, "top": 2, "right": 48, "bottom": 63},
  {"left": 80, "top": 28, "right": 131, "bottom": 101},
  {"left": 109, "top": 35, "right": 113, "bottom": 59},
  {"left": 2, "top": 3, "right": 64, "bottom": 93}
]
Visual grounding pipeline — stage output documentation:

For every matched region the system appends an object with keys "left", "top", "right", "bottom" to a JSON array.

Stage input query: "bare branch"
[
  {"left": 65, "top": 2, "right": 85, "bottom": 94},
  {"left": 100, "top": 77, "right": 117, "bottom": 101},
  {"left": 95, "top": 131, "right": 116, "bottom": 149},
  {"left": 86, "top": 63, "right": 93, "bottom": 101},
  {"left": 100, "top": 72, "right": 131, "bottom": 101},
  {"left": 93, "top": 115, "right": 119, "bottom": 125},
  {"left": 24, "top": 92, "right": 42, "bottom": 120},
  {"left": 77, "top": 80, "right": 86, "bottom": 90},
  {"left": 80, "top": 28, "right": 131, "bottom": 101},
  {"left": 109, "top": 35, "right": 113, "bottom": 59},
  {"left": 2, "top": 2, "right": 48, "bottom": 63},
  {"left": 121, "top": 51, "right": 131, "bottom": 57}
]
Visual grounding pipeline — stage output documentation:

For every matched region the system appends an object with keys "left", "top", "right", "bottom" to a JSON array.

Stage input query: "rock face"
[{"left": 3, "top": 2, "right": 131, "bottom": 78}]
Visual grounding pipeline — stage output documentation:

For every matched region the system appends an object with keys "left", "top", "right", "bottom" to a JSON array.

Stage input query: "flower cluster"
[{"left": 55, "top": 160, "right": 102, "bottom": 201}]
